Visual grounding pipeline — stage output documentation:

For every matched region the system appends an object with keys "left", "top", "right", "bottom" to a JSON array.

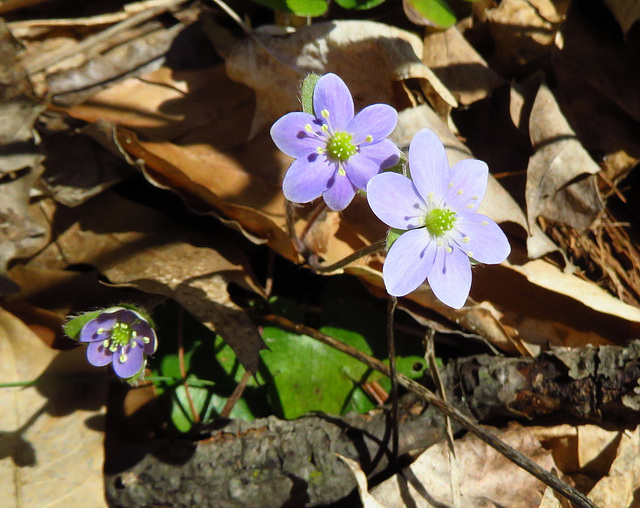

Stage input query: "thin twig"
[
  {"left": 254, "top": 312, "right": 599, "bottom": 508},
  {"left": 387, "top": 296, "right": 399, "bottom": 464},
  {"left": 311, "top": 239, "right": 386, "bottom": 273},
  {"left": 298, "top": 201, "right": 328, "bottom": 245},
  {"left": 220, "top": 370, "right": 252, "bottom": 418}
]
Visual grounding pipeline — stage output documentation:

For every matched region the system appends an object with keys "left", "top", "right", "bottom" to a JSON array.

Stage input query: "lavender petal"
[
  {"left": 443, "top": 159, "right": 489, "bottom": 212},
  {"left": 345, "top": 152, "right": 380, "bottom": 190},
  {"left": 86, "top": 341, "right": 114, "bottom": 367},
  {"left": 409, "top": 128, "right": 450, "bottom": 203},
  {"left": 358, "top": 139, "right": 400, "bottom": 170},
  {"left": 322, "top": 172, "right": 357, "bottom": 211},
  {"left": 383, "top": 228, "right": 436, "bottom": 297},
  {"left": 79, "top": 315, "right": 118, "bottom": 342},
  {"left": 282, "top": 155, "right": 335, "bottom": 204},
  {"left": 453, "top": 212, "right": 511, "bottom": 264},
  {"left": 367, "top": 172, "right": 427, "bottom": 230},
  {"left": 270, "top": 112, "right": 324, "bottom": 158},
  {"left": 132, "top": 322, "right": 158, "bottom": 354},
  {"left": 348, "top": 104, "right": 398, "bottom": 145},
  {"left": 112, "top": 345, "right": 144, "bottom": 379},
  {"left": 313, "top": 74, "right": 354, "bottom": 131},
  {"left": 427, "top": 246, "right": 471, "bottom": 309}
]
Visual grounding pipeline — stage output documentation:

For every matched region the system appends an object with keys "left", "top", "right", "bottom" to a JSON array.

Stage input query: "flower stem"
[
  {"left": 298, "top": 201, "right": 328, "bottom": 245},
  {"left": 387, "top": 296, "right": 399, "bottom": 464},
  {"left": 178, "top": 307, "right": 200, "bottom": 424},
  {"left": 311, "top": 239, "right": 386, "bottom": 273}
]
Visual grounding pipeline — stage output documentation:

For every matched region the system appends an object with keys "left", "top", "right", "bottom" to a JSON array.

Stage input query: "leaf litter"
[{"left": 1, "top": 0, "right": 640, "bottom": 506}]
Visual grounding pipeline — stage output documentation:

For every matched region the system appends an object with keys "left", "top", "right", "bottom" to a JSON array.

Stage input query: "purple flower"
[
  {"left": 366, "top": 128, "right": 511, "bottom": 308},
  {"left": 270, "top": 73, "right": 400, "bottom": 211},
  {"left": 78, "top": 307, "right": 157, "bottom": 379}
]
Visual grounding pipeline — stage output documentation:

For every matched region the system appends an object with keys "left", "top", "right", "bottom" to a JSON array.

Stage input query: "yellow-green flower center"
[
  {"left": 109, "top": 322, "right": 134, "bottom": 347},
  {"left": 326, "top": 132, "right": 357, "bottom": 162},
  {"left": 424, "top": 208, "right": 456, "bottom": 237}
]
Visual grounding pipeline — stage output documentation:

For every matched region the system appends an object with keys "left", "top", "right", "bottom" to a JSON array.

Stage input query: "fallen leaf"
[
  {"left": 225, "top": 20, "right": 457, "bottom": 137},
  {"left": 525, "top": 83, "right": 603, "bottom": 230},
  {"left": 371, "top": 423, "right": 557, "bottom": 507},
  {"left": 0, "top": 307, "right": 106, "bottom": 508},
  {"left": 338, "top": 454, "right": 387, "bottom": 508}
]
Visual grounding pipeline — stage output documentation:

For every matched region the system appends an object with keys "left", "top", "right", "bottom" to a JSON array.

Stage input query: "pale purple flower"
[
  {"left": 367, "top": 128, "right": 511, "bottom": 308},
  {"left": 78, "top": 307, "right": 157, "bottom": 379},
  {"left": 270, "top": 73, "right": 400, "bottom": 211}
]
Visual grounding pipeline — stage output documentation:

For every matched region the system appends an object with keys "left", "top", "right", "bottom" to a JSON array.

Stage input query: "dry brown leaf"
[
  {"left": 337, "top": 455, "right": 387, "bottom": 508},
  {"left": 422, "top": 26, "right": 504, "bottom": 105},
  {"left": 371, "top": 423, "right": 557, "bottom": 507},
  {"left": 28, "top": 191, "right": 266, "bottom": 374},
  {"left": 0, "top": 307, "right": 106, "bottom": 508},
  {"left": 225, "top": 20, "right": 457, "bottom": 138},
  {"left": 525, "top": 83, "right": 603, "bottom": 230},
  {"left": 588, "top": 427, "right": 640, "bottom": 507},
  {"left": 486, "top": 0, "right": 564, "bottom": 71},
  {"left": 600, "top": 0, "right": 640, "bottom": 37}
]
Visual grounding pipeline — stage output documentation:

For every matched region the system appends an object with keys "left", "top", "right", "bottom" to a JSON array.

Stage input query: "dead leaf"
[
  {"left": 588, "top": 427, "right": 640, "bottom": 508},
  {"left": 0, "top": 307, "right": 106, "bottom": 508},
  {"left": 371, "top": 423, "right": 557, "bottom": 507},
  {"left": 600, "top": 0, "right": 640, "bottom": 38},
  {"left": 28, "top": 191, "right": 266, "bottom": 374},
  {"left": 337, "top": 454, "right": 387, "bottom": 508},
  {"left": 525, "top": 83, "right": 603, "bottom": 229},
  {"left": 225, "top": 20, "right": 457, "bottom": 138},
  {"left": 486, "top": 0, "right": 564, "bottom": 71},
  {"left": 422, "top": 26, "right": 505, "bottom": 105}
]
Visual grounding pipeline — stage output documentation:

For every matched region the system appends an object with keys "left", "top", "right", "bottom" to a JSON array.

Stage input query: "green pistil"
[
  {"left": 424, "top": 208, "right": 457, "bottom": 237},
  {"left": 326, "top": 132, "right": 357, "bottom": 162},
  {"left": 109, "top": 322, "right": 134, "bottom": 348}
]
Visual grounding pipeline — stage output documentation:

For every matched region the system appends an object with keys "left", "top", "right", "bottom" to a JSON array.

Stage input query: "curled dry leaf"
[
  {"left": 422, "top": 26, "right": 505, "bottom": 106},
  {"left": 525, "top": 83, "right": 603, "bottom": 230},
  {"left": 225, "top": 20, "right": 457, "bottom": 138},
  {"left": 28, "top": 191, "right": 266, "bottom": 374},
  {"left": 371, "top": 423, "right": 557, "bottom": 508},
  {"left": 0, "top": 307, "right": 106, "bottom": 508}
]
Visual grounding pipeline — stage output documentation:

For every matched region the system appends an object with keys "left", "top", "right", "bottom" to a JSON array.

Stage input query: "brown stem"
[
  {"left": 387, "top": 296, "right": 399, "bottom": 464},
  {"left": 177, "top": 307, "right": 199, "bottom": 424},
  {"left": 220, "top": 370, "right": 252, "bottom": 418},
  {"left": 298, "top": 201, "right": 328, "bottom": 244},
  {"left": 253, "top": 312, "right": 598, "bottom": 508},
  {"left": 311, "top": 239, "right": 386, "bottom": 273}
]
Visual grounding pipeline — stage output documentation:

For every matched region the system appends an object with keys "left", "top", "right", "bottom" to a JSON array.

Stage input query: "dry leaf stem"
[
  {"left": 312, "top": 239, "right": 386, "bottom": 273},
  {"left": 256, "top": 312, "right": 599, "bottom": 508}
]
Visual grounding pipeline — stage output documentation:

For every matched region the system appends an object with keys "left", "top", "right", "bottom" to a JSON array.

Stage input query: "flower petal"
[
  {"left": 383, "top": 228, "right": 436, "bottom": 297},
  {"left": 348, "top": 104, "right": 398, "bottom": 145},
  {"left": 358, "top": 139, "right": 400, "bottom": 170},
  {"left": 313, "top": 74, "right": 354, "bottom": 131},
  {"left": 367, "top": 172, "right": 427, "bottom": 230},
  {"left": 270, "top": 112, "right": 324, "bottom": 158},
  {"left": 443, "top": 159, "right": 489, "bottom": 212},
  {"left": 79, "top": 315, "right": 117, "bottom": 342},
  {"left": 112, "top": 345, "right": 144, "bottom": 379},
  {"left": 345, "top": 152, "right": 381, "bottom": 189},
  {"left": 453, "top": 212, "right": 511, "bottom": 264},
  {"left": 282, "top": 154, "right": 336, "bottom": 204},
  {"left": 132, "top": 323, "right": 158, "bottom": 354},
  {"left": 409, "top": 128, "right": 450, "bottom": 204},
  {"left": 87, "top": 341, "right": 113, "bottom": 367},
  {"left": 323, "top": 171, "right": 357, "bottom": 211},
  {"left": 427, "top": 246, "right": 471, "bottom": 309}
]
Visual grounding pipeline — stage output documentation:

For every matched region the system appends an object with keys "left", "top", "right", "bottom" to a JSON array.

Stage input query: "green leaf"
[
  {"left": 250, "top": 0, "right": 328, "bottom": 17},
  {"left": 335, "top": 0, "right": 385, "bottom": 10},
  {"left": 406, "top": 0, "right": 456, "bottom": 28},
  {"left": 63, "top": 310, "right": 104, "bottom": 339}
]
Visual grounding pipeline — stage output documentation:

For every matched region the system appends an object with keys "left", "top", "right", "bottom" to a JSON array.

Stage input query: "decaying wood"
[{"left": 105, "top": 340, "right": 640, "bottom": 507}]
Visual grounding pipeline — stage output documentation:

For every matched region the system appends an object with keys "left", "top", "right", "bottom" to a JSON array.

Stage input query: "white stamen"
[
  {"left": 472, "top": 195, "right": 479, "bottom": 200},
  {"left": 445, "top": 246, "right": 453, "bottom": 253},
  {"left": 466, "top": 251, "right": 473, "bottom": 257},
  {"left": 321, "top": 109, "right": 330, "bottom": 119},
  {"left": 305, "top": 124, "right": 313, "bottom": 133},
  {"left": 457, "top": 189, "right": 463, "bottom": 195},
  {"left": 480, "top": 221, "right": 489, "bottom": 226},
  {"left": 365, "top": 135, "right": 373, "bottom": 143},
  {"left": 466, "top": 204, "right": 475, "bottom": 209},
  {"left": 462, "top": 236, "right": 471, "bottom": 243}
]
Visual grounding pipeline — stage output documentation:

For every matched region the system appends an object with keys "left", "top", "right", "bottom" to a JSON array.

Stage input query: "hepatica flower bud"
[
  {"left": 67, "top": 306, "right": 157, "bottom": 380},
  {"left": 270, "top": 73, "right": 400, "bottom": 211},
  {"left": 367, "top": 129, "right": 511, "bottom": 309}
]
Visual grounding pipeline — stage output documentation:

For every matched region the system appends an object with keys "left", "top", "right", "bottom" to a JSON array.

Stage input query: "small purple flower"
[
  {"left": 78, "top": 307, "right": 157, "bottom": 379},
  {"left": 367, "top": 128, "right": 511, "bottom": 308},
  {"left": 270, "top": 73, "right": 400, "bottom": 211}
]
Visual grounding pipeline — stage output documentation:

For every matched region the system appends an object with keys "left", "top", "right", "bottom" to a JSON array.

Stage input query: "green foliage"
[
  {"left": 406, "top": 0, "right": 456, "bottom": 28},
  {"left": 251, "top": 0, "right": 328, "bottom": 16},
  {"left": 335, "top": 0, "right": 385, "bottom": 10},
  {"left": 63, "top": 310, "right": 105, "bottom": 339},
  {"left": 301, "top": 73, "right": 321, "bottom": 115},
  {"left": 386, "top": 227, "right": 404, "bottom": 250}
]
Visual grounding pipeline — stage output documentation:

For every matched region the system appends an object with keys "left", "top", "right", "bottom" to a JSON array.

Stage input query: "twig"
[
  {"left": 220, "top": 370, "right": 252, "bottom": 418},
  {"left": 177, "top": 307, "right": 200, "bottom": 424},
  {"left": 311, "top": 239, "right": 386, "bottom": 273},
  {"left": 386, "top": 296, "right": 399, "bottom": 464},
  {"left": 254, "top": 312, "right": 599, "bottom": 508},
  {"left": 298, "top": 201, "right": 328, "bottom": 245}
]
